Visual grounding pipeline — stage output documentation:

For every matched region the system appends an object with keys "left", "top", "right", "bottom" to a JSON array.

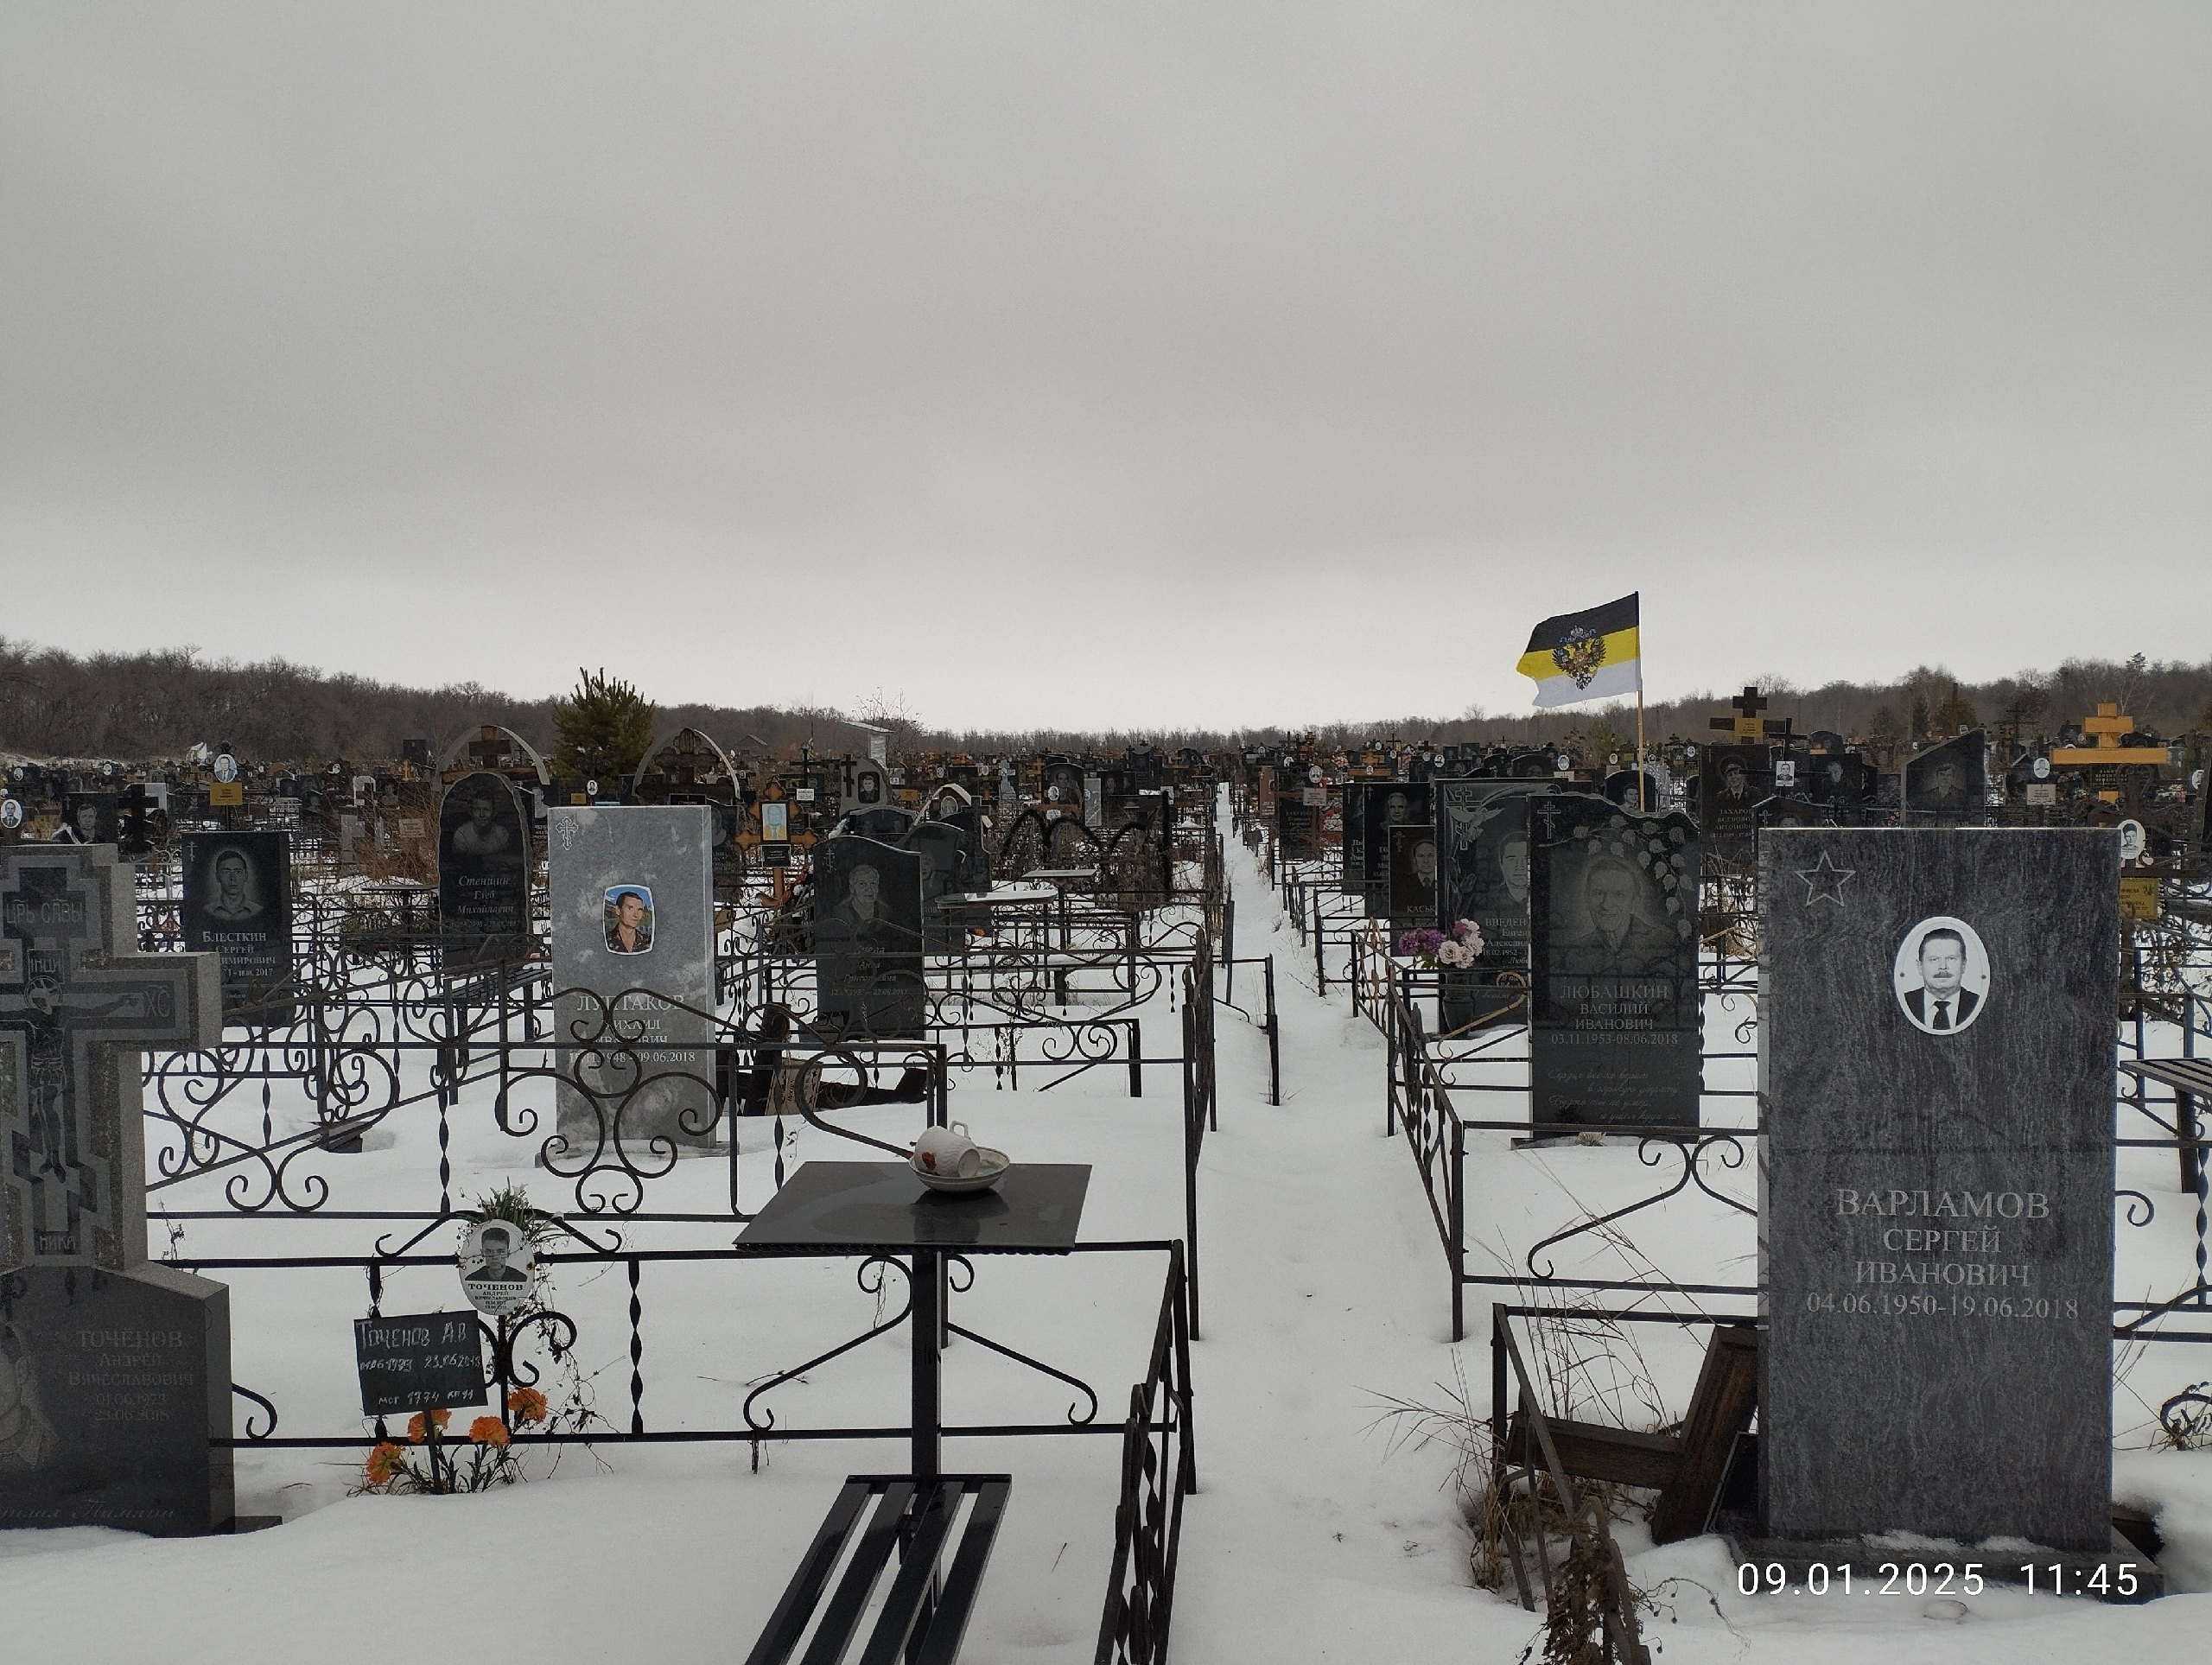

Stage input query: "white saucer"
[{"left": 910, "top": 1147, "right": 1011, "bottom": 1193}]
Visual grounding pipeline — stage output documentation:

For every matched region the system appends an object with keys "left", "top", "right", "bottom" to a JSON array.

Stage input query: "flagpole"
[{"left": 1636, "top": 683, "right": 1648, "bottom": 812}]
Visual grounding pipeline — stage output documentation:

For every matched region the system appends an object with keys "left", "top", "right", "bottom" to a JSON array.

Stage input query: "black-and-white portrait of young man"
[
  {"left": 1893, "top": 916, "right": 1992, "bottom": 1037},
  {"left": 459, "top": 1219, "right": 537, "bottom": 1316}
]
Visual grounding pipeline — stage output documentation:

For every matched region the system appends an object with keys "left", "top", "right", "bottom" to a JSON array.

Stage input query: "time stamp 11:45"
[{"left": 1735, "top": 1561, "right": 2145, "bottom": 1598}]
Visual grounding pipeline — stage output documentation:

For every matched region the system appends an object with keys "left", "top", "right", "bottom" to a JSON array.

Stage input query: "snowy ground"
[{"left": 5, "top": 822, "right": 2211, "bottom": 1662}]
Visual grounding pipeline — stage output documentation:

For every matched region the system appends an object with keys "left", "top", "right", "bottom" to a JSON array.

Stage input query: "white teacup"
[{"left": 913, "top": 1122, "right": 982, "bottom": 1179}]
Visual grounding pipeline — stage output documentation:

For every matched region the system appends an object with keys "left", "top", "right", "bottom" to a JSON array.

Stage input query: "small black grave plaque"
[{"left": 353, "top": 1310, "right": 488, "bottom": 1416}]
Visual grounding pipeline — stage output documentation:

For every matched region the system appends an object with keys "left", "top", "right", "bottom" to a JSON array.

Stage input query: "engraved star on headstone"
[{"left": 1795, "top": 849, "right": 1855, "bottom": 907}]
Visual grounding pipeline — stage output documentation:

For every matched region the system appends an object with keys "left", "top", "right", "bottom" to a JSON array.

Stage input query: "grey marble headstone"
[
  {"left": 1759, "top": 828, "right": 2115, "bottom": 1553},
  {"left": 1529, "top": 795, "right": 1701, "bottom": 1128},
  {"left": 2, "top": 847, "right": 233, "bottom": 1533},
  {"left": 548, "top": 806, "right": 719, "bottom": 1153}
]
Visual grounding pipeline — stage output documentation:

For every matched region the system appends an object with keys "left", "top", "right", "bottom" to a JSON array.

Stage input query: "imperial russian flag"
[{"left": 1516, "top": 593, "right": 1642, "bottom": 709}]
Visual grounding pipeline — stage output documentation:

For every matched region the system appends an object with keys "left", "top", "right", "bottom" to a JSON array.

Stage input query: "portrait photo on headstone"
[
  {"left": 57, "top": 793, "right": 118, "bottom": 846},
  {"left": 181, "top": 829, "right": 295, "bottom": 1023},
  {"left": 1528, "top": 798, "right": 1702, "bottom": 1128},
  {"left": 1438, "top": 781, "right": 1545, "bottom": 971},
  {"left": 1891, "top": 914, "right": 1992, "bottom": 1037},
  {"left": 458, "top": 1218, "right": 538, "bottom": 1316},
  {"left": 603, "top": 885, "right": 654, "bottom": 954},
  {"left": 1903, "top": 731, "right": 1987, "bottom": 818},
  {"left": 438, "top": 770, "right": 530, "bottom": 963},
  {"left": 0, "top": 1319, "right": 61, "bottom": 1471},
  {"left": 1385, "top": 822, "right": 1441, "bottom": 928}
]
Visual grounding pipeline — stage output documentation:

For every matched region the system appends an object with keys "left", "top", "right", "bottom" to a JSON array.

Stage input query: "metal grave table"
[{"left": 736, "top": 1160, "right": 1091, "bottom": 1480}]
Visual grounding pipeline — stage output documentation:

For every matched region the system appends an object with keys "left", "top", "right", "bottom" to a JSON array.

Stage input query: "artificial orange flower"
[
  {"left": 467, "top": 1416, "right": 511, "bottom": 1448},
  {"left": 405, "top": 1408, "right": 452, "bottom": 1443},
  {"left": 506, "top": 1387, "right": 549, "bottom": 1427},
  {"left": 365, "top": 1442, "right": 406, "bottom": 1485}
]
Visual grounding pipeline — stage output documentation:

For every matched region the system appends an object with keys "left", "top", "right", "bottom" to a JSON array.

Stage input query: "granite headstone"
[
  {"left": 1437, "top": 781, "right": 1549, "bottom": 1026},
  {"left": 1758, "top": 827, "right": 2121, "bottom": 1566},
  {"left": 1, "top": 847, "right": 232, "bottom": 1534},
  {"left": 1529, "top": 795, "right": 1701, "bottom": 1128},
  {"left": 181, "top": 829, "right": 295, "bottom": 1026},
  {"left": 438, "top": 771, "right": 532, "bottom": 967},
  {"left": 1700, "top": 744, "right": 1768, "bottom": 860},
  {"left": 1904, "top": 732, "right": 1988, "bottom": 824},
  {"left": 1362, "top": 782, "right": 1429, "bottom": 918},
  {"left": 548, "top": 806, "right": 719, "bottom": 1153},
  {"left": 815, "top": 836, "right": 925, "bottom": 1039}
]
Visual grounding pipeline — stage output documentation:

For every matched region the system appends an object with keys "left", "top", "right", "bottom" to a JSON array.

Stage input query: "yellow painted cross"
[{"left": 2049, "top": 703, "right": 2167, "bottom": 768}]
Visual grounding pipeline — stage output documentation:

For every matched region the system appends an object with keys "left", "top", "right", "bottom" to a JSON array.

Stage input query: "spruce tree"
[{"left": 552, "top": 668, "right": 655, "bottom": 780}]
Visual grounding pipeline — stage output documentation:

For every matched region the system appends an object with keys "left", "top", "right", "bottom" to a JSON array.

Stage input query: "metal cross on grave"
[
  {"left": 1710, "top": 687, "right": 1770, "bottom": 744},
  {"left": 1, "top": 848, "right": 217, "bottom": 1271}
]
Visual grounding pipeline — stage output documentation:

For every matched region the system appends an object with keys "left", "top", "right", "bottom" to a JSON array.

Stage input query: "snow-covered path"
[{"left": 3, "top": 820, "right": 2211, "bottom": 1662}]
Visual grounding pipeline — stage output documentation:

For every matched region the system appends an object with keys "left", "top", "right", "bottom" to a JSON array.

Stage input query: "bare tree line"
[{"left": 2, "top": 637, "right": 2206, "bottom": 766}]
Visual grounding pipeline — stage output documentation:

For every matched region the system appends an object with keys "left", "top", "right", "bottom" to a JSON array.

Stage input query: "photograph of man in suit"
[
  {"left": 605, "top": 887, "right": 653, "bottom": 954},
  {"left": 1901, "top": 926, "right": 1980, "bottom": 1033},
  {"left": 1555, "top": 855, "right": 1675, "bottom": 977}
]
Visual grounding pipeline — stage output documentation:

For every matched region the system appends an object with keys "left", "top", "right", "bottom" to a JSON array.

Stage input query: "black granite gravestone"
[
  {"left": 1339, "top": 782, "right": 1370, "bottom": 896},
  {"left": 1757, "top": 827, "right": 2133, "bottom": 1577},
  {"left": 1363, "top": 783, "right": 1429, "bottom": 919},
  {"left": 1904, "top": 732, "right": 1987, "bottom": 823},
  {"left": 1700, "top": 744, "right": 1768, "bottom": 859},
  {"left": 438, "top": 772, "right": 531, "bottom": 967},
  {"left": 816, "top": 837, "right": 925, "bottom": 1039},
  {"left": 1529, "top": 796, "right": 1700, "bottom": 1128},
  {"left": 1274, "top": 791, "right": 1319, "bottom": 862},
  {"left": 908, "top": 821, "right": 969, "bottom": 955},
  {"left": 1, "top": 848, "right": 229, "bottom": 1534},
  {"left": 1805, "top": 752, "right": 1872, "bottom": 810},
  {"left": 1384, "top": 823, "right": 1440, "bottom": 933},
  {"left": 180, "top": 829, "right": 295, "bottom": 1026},
  {"left": 57, "top": 793, "right": 118, "bottom": 847},
  {"left": 1436, "top": 780, "right": 1549, "bottom": 1028}
]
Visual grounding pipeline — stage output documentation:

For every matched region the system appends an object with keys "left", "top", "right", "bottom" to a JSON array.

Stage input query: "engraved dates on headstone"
[
  {"left": 181, "top": 829, "right": 295, "bottom": 1025},
  {"left": 1758, "top": 828, "right": 2118, "bottom": 1557}
]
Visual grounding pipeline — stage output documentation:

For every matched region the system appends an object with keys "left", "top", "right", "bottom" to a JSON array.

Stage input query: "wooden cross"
[
  {"left": 2, "top": 851, "right": 217, "bottom": 1269},
  {"left": 2050, "top": 702, "right": 2167, "bottom": 768},
  {"left": 466, "top": 728, "right": 509, "bottom": 770}
]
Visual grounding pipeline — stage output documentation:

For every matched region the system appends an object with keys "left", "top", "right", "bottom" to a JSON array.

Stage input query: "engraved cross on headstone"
[{"left": 2, "top": 848, "right": 217, "bottom": 1270}]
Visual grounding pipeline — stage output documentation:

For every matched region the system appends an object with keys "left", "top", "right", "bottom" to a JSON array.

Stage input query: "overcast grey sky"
[{"left": 4, "top": 3, "right": 2207, "bottom": 732}]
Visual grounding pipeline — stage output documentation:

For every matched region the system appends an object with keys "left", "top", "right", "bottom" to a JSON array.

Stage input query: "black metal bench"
[{"left": 744, "top": 1475, "right": 1012, "bottom": 1665}]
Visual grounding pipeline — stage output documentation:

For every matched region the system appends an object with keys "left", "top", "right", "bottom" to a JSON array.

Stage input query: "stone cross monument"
[{"left": 1, "top": 846, "right": 232, "bottom": 1534}]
